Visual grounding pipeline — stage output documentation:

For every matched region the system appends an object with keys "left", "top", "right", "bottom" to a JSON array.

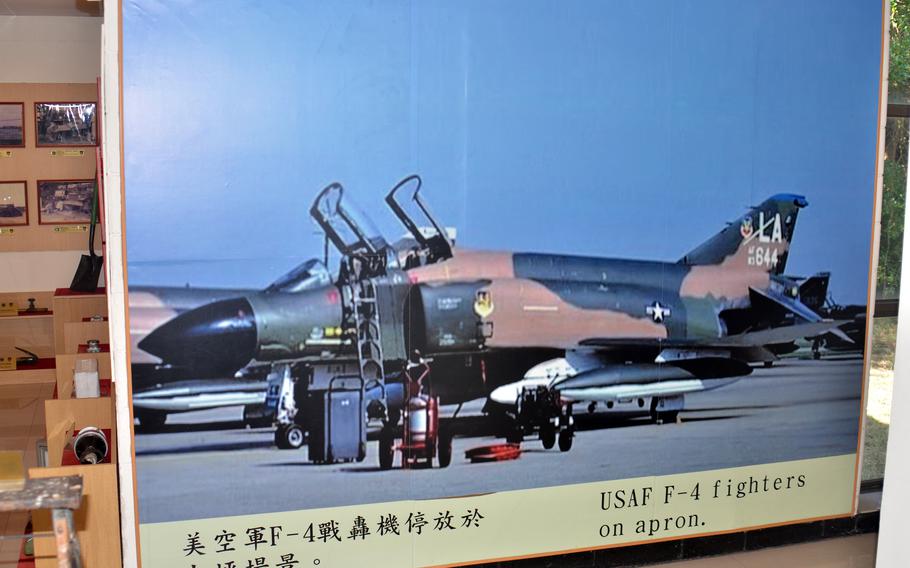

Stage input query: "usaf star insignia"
[{"left": 646, "top": 301, "right": 671, "bottom": 323}]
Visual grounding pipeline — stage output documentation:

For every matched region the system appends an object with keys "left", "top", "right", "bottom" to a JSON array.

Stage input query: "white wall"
[
  {"left": 0, "top": 15, "right": 102, "bottom": 292},
  {"left": 0, "top": 15, "right": 101, "bottom": 83},
  {"left": 877, "top": 118, "right": 910, "bottom": 568}
]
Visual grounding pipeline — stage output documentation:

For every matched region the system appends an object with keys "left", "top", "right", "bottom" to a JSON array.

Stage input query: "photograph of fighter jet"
[{"left": 122, "top": 1, "right": 879, "bottom": 524}]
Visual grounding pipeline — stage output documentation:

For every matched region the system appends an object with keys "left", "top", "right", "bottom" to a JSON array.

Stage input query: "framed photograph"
[
  {"left": 0, "top": 181, "right": 28, "bottom": 226},
  {"left": 34, "top": 102, "right": 97, "bottom": 147},
  {"left": 0, "top": 103, "right": 25, "bottom": 147},
  {"left": 38, "top": 180, "right": 94, "bottom": 225}
]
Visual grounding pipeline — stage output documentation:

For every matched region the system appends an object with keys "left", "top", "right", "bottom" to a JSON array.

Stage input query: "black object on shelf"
[
  {"left": 15, "top": 347, "right": 38, "bottom": 366},
  {"left": 73, "top": 427, "right": 109, "bottom": 465},
  {"left": 69, "top": 179, "right": 103, "bottom": 292}
]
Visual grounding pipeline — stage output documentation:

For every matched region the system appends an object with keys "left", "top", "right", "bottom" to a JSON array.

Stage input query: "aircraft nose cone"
[{"left": 138, "top": 297, "right": 257, "bottom": 376}]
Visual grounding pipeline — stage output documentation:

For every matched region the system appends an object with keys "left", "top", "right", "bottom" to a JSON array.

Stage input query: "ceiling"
[{"left": 0, "top": 0, "right": 101, "bottom": 17}]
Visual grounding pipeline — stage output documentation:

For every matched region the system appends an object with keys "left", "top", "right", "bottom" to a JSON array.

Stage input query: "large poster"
[{"left": 122, "top": 2, "right": 884, "bottom": 566}]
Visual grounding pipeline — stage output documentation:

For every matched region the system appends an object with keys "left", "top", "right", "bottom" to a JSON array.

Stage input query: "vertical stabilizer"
[{"left": 678, "top": 194, "right": 808, "bottom": 276}]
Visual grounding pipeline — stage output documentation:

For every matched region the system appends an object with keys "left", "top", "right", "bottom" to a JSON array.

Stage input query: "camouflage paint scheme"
[{"left": 134, "top": 186, "right": 839, "bottom": 412}]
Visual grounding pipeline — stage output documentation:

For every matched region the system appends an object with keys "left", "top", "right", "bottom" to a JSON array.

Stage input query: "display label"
[
  {"left": 49, "top": 149, "right": 86, "bottom": 158},
  {"left": 142, "top": 455, "right": 855, "bottom": 567},
  {"left": 53, "top": 225, "right": 88, "bottom": 233}
]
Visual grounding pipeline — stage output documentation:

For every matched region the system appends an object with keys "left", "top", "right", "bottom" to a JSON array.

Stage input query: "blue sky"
[{"left": 123, "top": 0, "right": 883, "bottom": 304}]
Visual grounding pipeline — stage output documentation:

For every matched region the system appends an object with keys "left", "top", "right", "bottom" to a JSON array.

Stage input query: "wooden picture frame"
[
  {"left": 34, "top": 101, "right": 97, "bottom": 147},
  {"left": 0, "top": 103, "right": 25, "bottom": 147},
  {"left": 0, "top": 180, "right": 28, "bottom": 226},
  {"left": 37, "top": 179, "right": 94, "bottom": 225}
]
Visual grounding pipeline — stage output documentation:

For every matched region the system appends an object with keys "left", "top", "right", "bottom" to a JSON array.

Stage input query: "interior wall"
[
  {"left": 0, "top": 16, "right": 102, "bottom": 83},
  {"left": 0, "top": 16, "right": 102, "bottom": 293}
]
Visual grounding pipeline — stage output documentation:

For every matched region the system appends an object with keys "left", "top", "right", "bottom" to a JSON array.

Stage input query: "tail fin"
[
  {"left": 678, "top": 194, "right": 807, "bottom": 275},
  {"left": 796, "top": 272, "right": 830, "bottom": 312}
]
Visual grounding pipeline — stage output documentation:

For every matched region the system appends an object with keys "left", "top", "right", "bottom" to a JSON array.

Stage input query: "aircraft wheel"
[
  {"left": 540, "top": 425, "right": 556, "bottom": 450},
  {"left": 275, "top": 424, "right": 305, "bottom": 450},
  {"left": 135, "top": 409, "right": 167, "bottom": 430},
  {"left": 379, "top": 430, "right": 395, "bottom": 470},
  {"left": 438, "top": 429, "right": 453, "bottom": 468},
  {"left": 558, "top": 429, "right": 573, "bottom": 452},
  {"left": 357, "top": 441, "right": 366, "bottom": 463}
]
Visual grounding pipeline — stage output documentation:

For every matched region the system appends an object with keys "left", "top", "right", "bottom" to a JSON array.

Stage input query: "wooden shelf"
[
  {"left": 54, "top": 287, "right": 106, "bottom": 298},
  {"left": 0, "top": 358, "right": 56, "bottom": 385},
  {"left": 53, "top": 378, "right": 111, "bottom": 400},
  {"left": 0, "top": 311, "right": 54, "bottom": 320}
]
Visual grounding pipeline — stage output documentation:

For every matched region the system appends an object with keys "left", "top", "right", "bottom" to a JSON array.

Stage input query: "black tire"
[
  {"left": 357, "top": 442, "right": 366, "bottom": 463},
  {"left": 438, "top": 430, "right": 453, "bottom": 468},
  {"left": 135, "top": 409, "right": 167, "bottom": 429},
  {"left": 540, "top": 426, "right": 556, "bottom": 450},
  {"left": 379, "top": 431, "right": 395, "bottom": 470},
  {"left": 558, "top": 429, "right": 573, "bottom": 452},
  {"left": 276, "top": 424, "right": 305, "bottom": 450}
]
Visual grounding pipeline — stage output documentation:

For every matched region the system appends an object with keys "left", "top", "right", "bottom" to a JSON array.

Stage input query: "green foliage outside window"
[{"left": 879, "top": 0, "right": 910, "bottom": 297}]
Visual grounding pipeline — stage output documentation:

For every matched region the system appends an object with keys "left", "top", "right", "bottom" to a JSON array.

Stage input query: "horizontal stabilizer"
[{"left": 722, "top": 321, "right": 850, "bottom": 346}]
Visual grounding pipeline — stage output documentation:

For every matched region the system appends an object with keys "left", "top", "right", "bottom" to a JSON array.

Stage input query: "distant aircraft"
[{"left": 135, "top": 176, "right": 845, "bottom": 462}]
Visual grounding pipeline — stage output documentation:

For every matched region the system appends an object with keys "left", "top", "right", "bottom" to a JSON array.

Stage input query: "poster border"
[{"left": 110, "top": 1, "right": 891, "bottom": 566}]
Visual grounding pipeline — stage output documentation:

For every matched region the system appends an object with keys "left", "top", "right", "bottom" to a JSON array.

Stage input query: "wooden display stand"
[
  {"left": 30, "top": 288, "right": 120, "bottom": 568},
  {"left": 0, "top": 287, "right": 120, "bottom": 567},
  {"left": 0, "top": 292, "right": 57, "bottom": 387}
]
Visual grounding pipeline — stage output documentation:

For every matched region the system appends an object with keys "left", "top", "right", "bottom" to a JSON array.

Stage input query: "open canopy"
[{"left": 309, "top": 182, "right": 389, "bottom": 257}]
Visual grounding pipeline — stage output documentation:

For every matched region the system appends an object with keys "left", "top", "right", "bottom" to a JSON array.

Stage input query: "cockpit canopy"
[
  {"left": 265, "top": 258, "right": 332, "bottom": 293},
  {"left": 385, "top": 175, "right": 453, "bottom": 265},
  {"left": 308, "top": 175, "right": 453, "bottom": 276},
  {"left": 310, "top": 183, "right": 389, "bottom": 256}
]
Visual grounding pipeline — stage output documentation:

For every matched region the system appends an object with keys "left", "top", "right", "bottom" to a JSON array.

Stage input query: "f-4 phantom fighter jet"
[{"left": 137, "top": 176, "right": 845, "bottom": 461}]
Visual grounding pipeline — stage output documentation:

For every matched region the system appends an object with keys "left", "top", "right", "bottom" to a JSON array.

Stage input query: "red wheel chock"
[{"left": 465, "top": 443, "right": 522, "bottom": 463}]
